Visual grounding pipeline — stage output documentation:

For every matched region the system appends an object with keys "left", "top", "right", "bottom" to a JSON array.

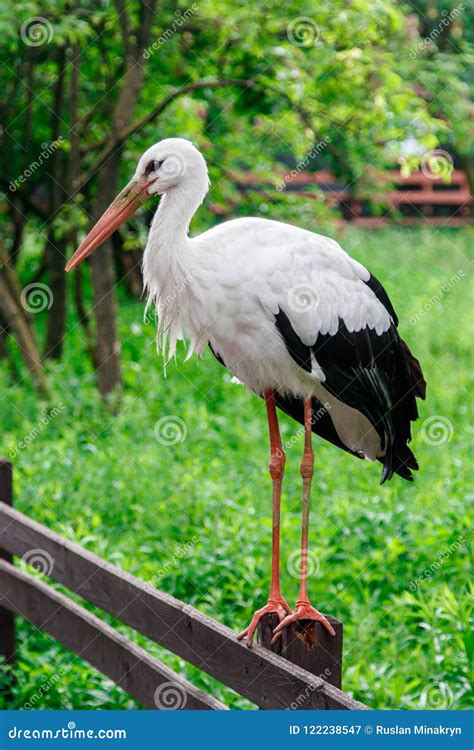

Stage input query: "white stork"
[{"left": 66, "top": 138, "right": 426, "bottom": 646}]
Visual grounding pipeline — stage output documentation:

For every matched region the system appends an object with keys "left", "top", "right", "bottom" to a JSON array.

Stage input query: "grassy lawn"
[{"left": 0, "top": 226, "right": 472, "bottom": 710}]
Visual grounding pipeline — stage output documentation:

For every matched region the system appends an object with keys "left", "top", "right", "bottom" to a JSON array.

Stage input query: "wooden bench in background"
[{"left": 234, "top": 169, "right": 471, "bottom": 227}]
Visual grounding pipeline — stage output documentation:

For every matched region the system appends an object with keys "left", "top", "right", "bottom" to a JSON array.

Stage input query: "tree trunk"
[
  {"left": 112, "top": 231, "right": 143, "bottom": 299},
  {"left": 89, "top": 213, "right": 122, "bottom": 396},
  {"left": 44, "top": 47, "right": 67, "bottom": 360},
  {"left": 0, "top": 318, "right": 20, "bottom": 381},
  {"left": 74, "top": 265, "right": 99, "bottom": 370},
  {"left": 88, "top": 0, "right": 156, "bottom": 396},
  {"left": 44, "top": 228, "right": 68, "bottom": 359},
  {"left": 0, "top": 245, "right": 47, "bottom": 395},
  {"left": 0, "top": 278, "right": 47, "bottom": 395}
]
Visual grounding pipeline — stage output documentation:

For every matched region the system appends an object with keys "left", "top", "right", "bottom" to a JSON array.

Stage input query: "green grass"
[{"left": 0, "top": 226, "right": 472, "bottom": 710}]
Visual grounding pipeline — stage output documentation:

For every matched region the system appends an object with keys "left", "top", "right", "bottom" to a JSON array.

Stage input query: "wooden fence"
[
  {"left": 0, "top": 460, "right": 367, "bottom": 711},
  {"left": 235, "top": 169, "right": 471, "bottom": 227}
]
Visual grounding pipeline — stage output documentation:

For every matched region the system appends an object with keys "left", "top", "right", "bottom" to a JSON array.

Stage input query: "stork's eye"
[{"left": 145, "top": 159, "right": 165, "bottom": 175}]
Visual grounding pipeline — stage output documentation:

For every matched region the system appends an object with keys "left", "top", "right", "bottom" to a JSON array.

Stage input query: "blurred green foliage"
[{"left": 1, "top": 0, "right": 471, "bottom": 240}]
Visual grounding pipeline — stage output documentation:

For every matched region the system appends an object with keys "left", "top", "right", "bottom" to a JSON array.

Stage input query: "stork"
[{"left": 66, "top": 138, "right": 426, "bottom": 646}]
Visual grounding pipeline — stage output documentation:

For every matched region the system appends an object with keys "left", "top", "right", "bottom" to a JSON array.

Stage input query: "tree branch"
[
  {"left": 114, "top": 0, "right": 131, "bottom": 57},
  {"left": 76, "top": 77, "right": 253, "bottom": 191}
]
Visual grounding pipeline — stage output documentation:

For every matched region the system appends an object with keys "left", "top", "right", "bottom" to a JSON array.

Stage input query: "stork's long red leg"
[
  {"left": 237, "top": 389, "right": 291, "bottom": 646},
  {"left": 271, "top": 398, "right": 335, "bottom": 645}
]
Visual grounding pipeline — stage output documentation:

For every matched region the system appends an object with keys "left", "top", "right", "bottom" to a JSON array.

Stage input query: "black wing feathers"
[
  {"left": 274, "top": 309, "right": 312, "bottom": 372},
  {"left": 274, "top": 273, "right": 426, "bottom": 483},
  {"left": 209, "top": 273, "right": 426, "bottom": 485}
]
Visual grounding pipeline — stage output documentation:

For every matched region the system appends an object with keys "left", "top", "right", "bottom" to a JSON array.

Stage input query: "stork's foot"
[
  {"left": 271, "top": 598, "right": 335, "bottom": 645},
  {"left": 237, "top": 596, "right": 291, "bottom": 647}
]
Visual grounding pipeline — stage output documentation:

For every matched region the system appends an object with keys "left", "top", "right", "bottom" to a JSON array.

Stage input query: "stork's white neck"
[
  {"left": 142, "top": 178, "right": 209, "bottom": 360},
  {"left": 142, "top": 183, "right": 203, "bottom": 297}
]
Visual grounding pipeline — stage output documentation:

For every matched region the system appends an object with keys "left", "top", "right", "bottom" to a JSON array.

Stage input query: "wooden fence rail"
[
  {"left": 0, "top": 463, "right": 368, "bottom": 710},
  {"left": 0, "top": 560, "right": 225, "bottom": 710},
  {"left": 235, "top": 168, "right": 472, "bottom": 227}
]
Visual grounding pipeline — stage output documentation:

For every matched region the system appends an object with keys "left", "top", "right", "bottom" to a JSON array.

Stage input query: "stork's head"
[{"left": 65, "top": 138, "right": 209, "bottom": 271}]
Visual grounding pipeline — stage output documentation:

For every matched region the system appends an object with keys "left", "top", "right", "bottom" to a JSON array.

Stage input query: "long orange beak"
[{"left": 65, "top": 178, "right": 151, "bottom": 271}]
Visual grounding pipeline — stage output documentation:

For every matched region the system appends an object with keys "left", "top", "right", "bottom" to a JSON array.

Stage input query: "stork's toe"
[
  {"left": 237, "top": 597, "right": 291, "bottom": 647},
  {"left": 271, "top": 599, "right": 335, "bottom": 645}
]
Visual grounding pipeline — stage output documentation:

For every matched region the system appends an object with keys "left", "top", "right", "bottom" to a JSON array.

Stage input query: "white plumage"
[{"left": 140, "top": 141, "right": 392, "bottom": 461}]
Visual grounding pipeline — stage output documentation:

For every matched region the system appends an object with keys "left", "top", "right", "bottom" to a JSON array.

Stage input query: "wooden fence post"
[
  {"left": 258, "top": 612, "right": 343, "bottom": 695},
  {"left": 0, "top": 459, "right": 15, "bottom": 700}
]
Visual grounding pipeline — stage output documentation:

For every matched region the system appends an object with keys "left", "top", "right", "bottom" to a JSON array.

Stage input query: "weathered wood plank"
[
  {"left": 0, "top": 462, "right": 15, "bottom": 675},
  {"left": 0, "top": 503, "right": 368, "bottom": 709},
  {"left": 0, "top": 560, "right": 226, "bottom": 710},
  {"left": 258, "top": 613, "right": 343, "bottom": 691}
]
